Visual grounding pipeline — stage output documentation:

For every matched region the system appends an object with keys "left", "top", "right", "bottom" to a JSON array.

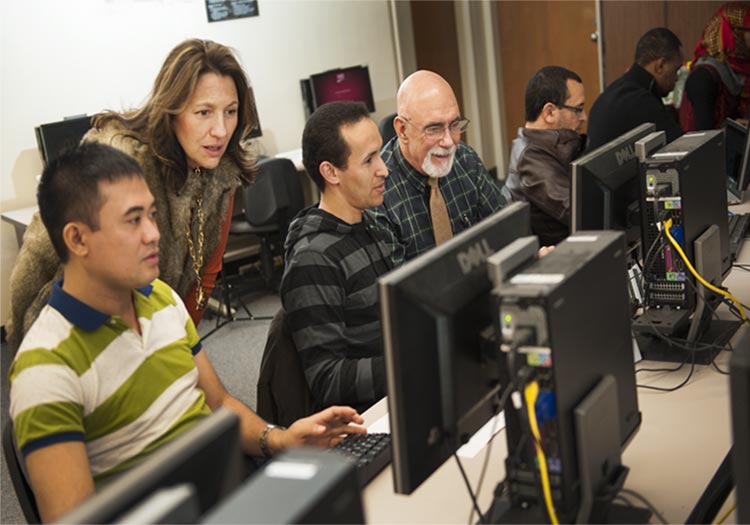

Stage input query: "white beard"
[{"left": 422, "top": 144, "right": 457, "bottom": 178}]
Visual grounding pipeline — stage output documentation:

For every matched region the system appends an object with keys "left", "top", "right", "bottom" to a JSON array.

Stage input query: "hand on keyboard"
[{"left": 328, "top": 432, "right": 392, "bottom": 487}]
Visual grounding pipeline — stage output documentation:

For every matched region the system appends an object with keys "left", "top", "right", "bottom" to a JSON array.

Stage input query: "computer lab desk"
[{"left": 360, "top": 243, "right": 749, "bottom": 524}]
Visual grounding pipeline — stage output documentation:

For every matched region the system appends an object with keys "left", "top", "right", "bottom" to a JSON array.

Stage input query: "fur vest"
[{"left": 7, "top": 120, "right": 241, "bottom": 350}]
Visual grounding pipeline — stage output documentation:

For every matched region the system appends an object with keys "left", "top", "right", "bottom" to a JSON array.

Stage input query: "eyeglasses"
[
  {"left": 401, "top": 117, "right": 470, "bottom": 140},
  {"left": 557, "top": 104, "right": 586, "bottom": 116}
]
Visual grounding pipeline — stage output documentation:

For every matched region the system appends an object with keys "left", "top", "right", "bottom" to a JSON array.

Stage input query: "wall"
[{"left": 0, "top": 0, "right": 399, "bottom": 325}]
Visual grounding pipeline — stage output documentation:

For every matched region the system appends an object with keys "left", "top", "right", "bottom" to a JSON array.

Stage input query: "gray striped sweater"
[{"left": 280, "top": 207, "right": 393, "bottom": 412}]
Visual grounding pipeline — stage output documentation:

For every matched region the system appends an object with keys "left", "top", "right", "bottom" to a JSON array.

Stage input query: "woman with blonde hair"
[{"left": 9, "top": 38, "right": 258, "bottom": 348}]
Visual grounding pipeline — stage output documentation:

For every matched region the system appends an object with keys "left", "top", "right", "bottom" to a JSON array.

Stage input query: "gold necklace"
[{"left": 186, "top": 167, "right": 208, "bottom": 309}]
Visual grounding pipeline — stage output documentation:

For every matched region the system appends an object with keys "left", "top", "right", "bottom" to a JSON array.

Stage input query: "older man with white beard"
[{"left": 367, "top": 70, "right": 506, "bottom": 266}]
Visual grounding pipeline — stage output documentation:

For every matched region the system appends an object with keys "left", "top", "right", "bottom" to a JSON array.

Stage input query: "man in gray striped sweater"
[{"left": 281, "top": 101, "right": 393, "bottom": 412}]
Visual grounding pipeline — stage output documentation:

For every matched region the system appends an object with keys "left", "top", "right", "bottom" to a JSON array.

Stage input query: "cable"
[
  {"left": 454, "top": 452, "right": 487, "bottom": 525},
  {"left": 714, "top": 502, "right": 736, "bottom": 524},
  {"left": 619, "top": 488, "right": 668, "bottom": 524},
  {"left": 467, "top": 380, "right": 517, "bottom": 525},
  {"left": 662, "top": 218, "right": 748, "bottom": 323},
  {"left": 524, "top": 381, "right": 559, "bottom": 525}
]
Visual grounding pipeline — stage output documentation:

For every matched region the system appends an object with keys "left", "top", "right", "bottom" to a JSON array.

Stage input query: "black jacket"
[{"left": 587, "top": 64, "right": 683, "bottom": 151}]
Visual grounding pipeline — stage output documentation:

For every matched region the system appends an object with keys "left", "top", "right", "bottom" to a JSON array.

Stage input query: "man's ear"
[
  {"left": 541, "top": 102, "right": 558, "bottom": 125},
  {"left": 655, "top": 57, "right": 668, "bottom": 74},
  {"left": 393, "top": 116, "right": 408, "bottom": 141},
  {"left": 62, "top": 222, "right": 90, "bottom": 258},
  {"left": 319, "top": 161, "right": 339, "bottom": 186}
]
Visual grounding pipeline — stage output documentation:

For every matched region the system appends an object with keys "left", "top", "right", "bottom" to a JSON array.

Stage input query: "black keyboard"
[
  {"left": 729, "top": 213, "right": 750, "bottom": 262},
  {"left": 329, "top": 432, "right": 392, "bottom": 487}
]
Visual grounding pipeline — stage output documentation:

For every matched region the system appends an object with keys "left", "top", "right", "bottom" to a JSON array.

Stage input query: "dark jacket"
[
  {"left": 256, "top": 308, "right": 319, "bottom": 428},
  {"left": 280, "top": 207, "right": 392, "bottom": 412},
  {"left": 505, "top": 127, "right": 585, "bottom": 245},
  {"left": 587, "top": 64, "right": 683, "bottom": 151},
  {"left": 680, "top": 57, "right": 745, "bottom": 131}
]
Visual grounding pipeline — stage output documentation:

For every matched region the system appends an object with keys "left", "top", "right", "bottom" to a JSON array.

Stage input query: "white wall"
[{"left": 0, "top": 0, "right": 399, "bottom": 325}]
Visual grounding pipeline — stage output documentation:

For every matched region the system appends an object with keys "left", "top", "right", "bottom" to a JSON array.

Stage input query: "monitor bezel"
[
  {"left": 726, "top": 118, "right": 750, "bottom": 195},
  {"left": 571, "top": 122, "right": 656, "bottom": 235},
  {"left": 59, "top": 409, "right": 245, "bottom": 524}
]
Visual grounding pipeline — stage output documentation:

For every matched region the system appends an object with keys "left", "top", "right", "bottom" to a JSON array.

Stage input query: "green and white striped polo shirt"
[{"left": 9, "top": 279, "right": 211, "bottom": 482}]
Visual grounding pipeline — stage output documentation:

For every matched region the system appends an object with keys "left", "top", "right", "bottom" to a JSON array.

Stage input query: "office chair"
[
  {"left": 201, "top": 158, "right": 304, "bottom": 341},
  {"left": 256, "top": 308, "right": 319, "bottom": 428},
  {"left": 378, "top": 113, "right": 398, "bottom": 144},
  {"left": 3, "top": 421, "right": 41, "bottom": 524}
]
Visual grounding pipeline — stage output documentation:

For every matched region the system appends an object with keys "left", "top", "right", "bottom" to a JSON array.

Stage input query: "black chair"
[
  {"left": 256, "top": 308, "right": 319, "bottom": 427},
  {"left": 201, "top": 158, "right": 305, "bottom": 341},
  {"left": 378, "top": 112, "right": 398, "bottom": 144},
  {"left": 3, "top": 421, "right": 41, "bottom": 524}
]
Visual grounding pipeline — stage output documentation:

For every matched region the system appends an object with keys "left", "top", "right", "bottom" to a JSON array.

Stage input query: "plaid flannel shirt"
[{"left": 365, "top": 137, "right": 507, "bottom": 266}]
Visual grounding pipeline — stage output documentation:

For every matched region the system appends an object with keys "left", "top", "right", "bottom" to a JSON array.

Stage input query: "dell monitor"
[
  {"left": 35, "top": 115, "right": 92, "bottom": 166},
  {"left": 724, "top": 118, "right": 750, "bottom": 203},
  {"left": 310, "top": 65, "right": 375, "bottom": 113},
  {"left": 60, "top": 409, "right": 245, "bottom": 524},
  {"left": 379, "top": 201, "right": 532, "bottom": 494},
  {"left": 571, "top": 122, "right": 656, "bottom": 246}
]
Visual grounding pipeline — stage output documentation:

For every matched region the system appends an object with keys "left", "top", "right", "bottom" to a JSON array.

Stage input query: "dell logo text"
[{"left": 457, "top": 239, "right": 493, "bottom": 274}]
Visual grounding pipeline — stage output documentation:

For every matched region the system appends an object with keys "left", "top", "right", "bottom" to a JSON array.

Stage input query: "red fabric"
[
  {"left": 693, "top": 2, "right": 750, "bottom": 76},
  {"left": 184, "top": 190, "right": 236, "bottom": 326}
]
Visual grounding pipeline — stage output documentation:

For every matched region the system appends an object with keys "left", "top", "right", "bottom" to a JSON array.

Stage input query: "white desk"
[{"left": 361, "top": 247, "right": 750, "bottom": 524}]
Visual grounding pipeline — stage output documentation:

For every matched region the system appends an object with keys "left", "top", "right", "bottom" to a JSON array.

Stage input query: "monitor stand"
[{"left": 633, "top": 225, "right": 742, "bottom": 364}]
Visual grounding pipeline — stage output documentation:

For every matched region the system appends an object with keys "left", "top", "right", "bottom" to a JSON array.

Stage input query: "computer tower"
[
  {"left": 202, "top": 448, "right": 364, "bottom": 524},
  {"left": 638, "top": 130, "right": 729, "bottom": 313},
  {"left": 494, "top": 231, "right": 641, "bottom": 522}
]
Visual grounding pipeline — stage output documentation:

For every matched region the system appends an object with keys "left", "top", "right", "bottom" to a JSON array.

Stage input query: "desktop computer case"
[
  {"left": 495, "top": 231, "right": 641, "bottom": 520},
  {"left": 639, "top": 130, "right": 729, "bottom": 311}
]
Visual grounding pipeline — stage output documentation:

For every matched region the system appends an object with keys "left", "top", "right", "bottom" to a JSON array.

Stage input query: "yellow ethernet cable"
[
  {"left": 524, "top": 381, "right": 560, "bottom": 525},
  {"left": 662, "top": 218, "right": 748, "bottom": 324}
]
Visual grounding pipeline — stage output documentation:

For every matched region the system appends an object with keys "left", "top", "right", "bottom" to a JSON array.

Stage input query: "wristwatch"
[{"left": 260, "top": 424, "right": 285, "bottom": 458}]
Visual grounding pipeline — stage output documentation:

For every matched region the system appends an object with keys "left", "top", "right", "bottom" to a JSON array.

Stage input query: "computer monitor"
[
  {"left": 571, "top": 123, "right": 656, "bottom": 246},
  {"left": 724, "top": 118, "right": 750, "bottom": 202},
  {"left": 730, "top": 330, "right": 750, "bottom": 524},
  {"left": 309, "top": 65, "right": 375, "bottom": 113},
  {"left": 379, "top": 201, "right": 532, "bottom": 494},
  {"left": 35, "top": 115, "right": 92, "bottom": 166},
  {"left": 60, "top": 409, "right": 246, "bottom": 524}
]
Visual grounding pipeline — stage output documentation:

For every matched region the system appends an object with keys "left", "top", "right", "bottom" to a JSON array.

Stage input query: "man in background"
[
  {"left": 587, "top": 27, "right": 684, "bottom": 150},
  {"left": 504, "top": 66, "right": 587, "bottom": 245}
]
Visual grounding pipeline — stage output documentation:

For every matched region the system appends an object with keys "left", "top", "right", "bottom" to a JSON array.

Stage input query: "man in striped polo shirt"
[
  {"left": 9, "top": 143, "right": 364, "bottom": 522},
  {"left": 281, "top": 102, "right": 392, "bottom": 413}
]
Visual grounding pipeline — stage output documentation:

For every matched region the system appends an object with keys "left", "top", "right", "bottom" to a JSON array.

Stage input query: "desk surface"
[{"left": 361, "top": 227, "right": 750, "bottom": 524}]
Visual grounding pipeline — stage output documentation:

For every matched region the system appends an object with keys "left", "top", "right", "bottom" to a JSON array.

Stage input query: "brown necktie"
[{"left": 428, "top": 177, "right": 453, "bottom": 245}]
